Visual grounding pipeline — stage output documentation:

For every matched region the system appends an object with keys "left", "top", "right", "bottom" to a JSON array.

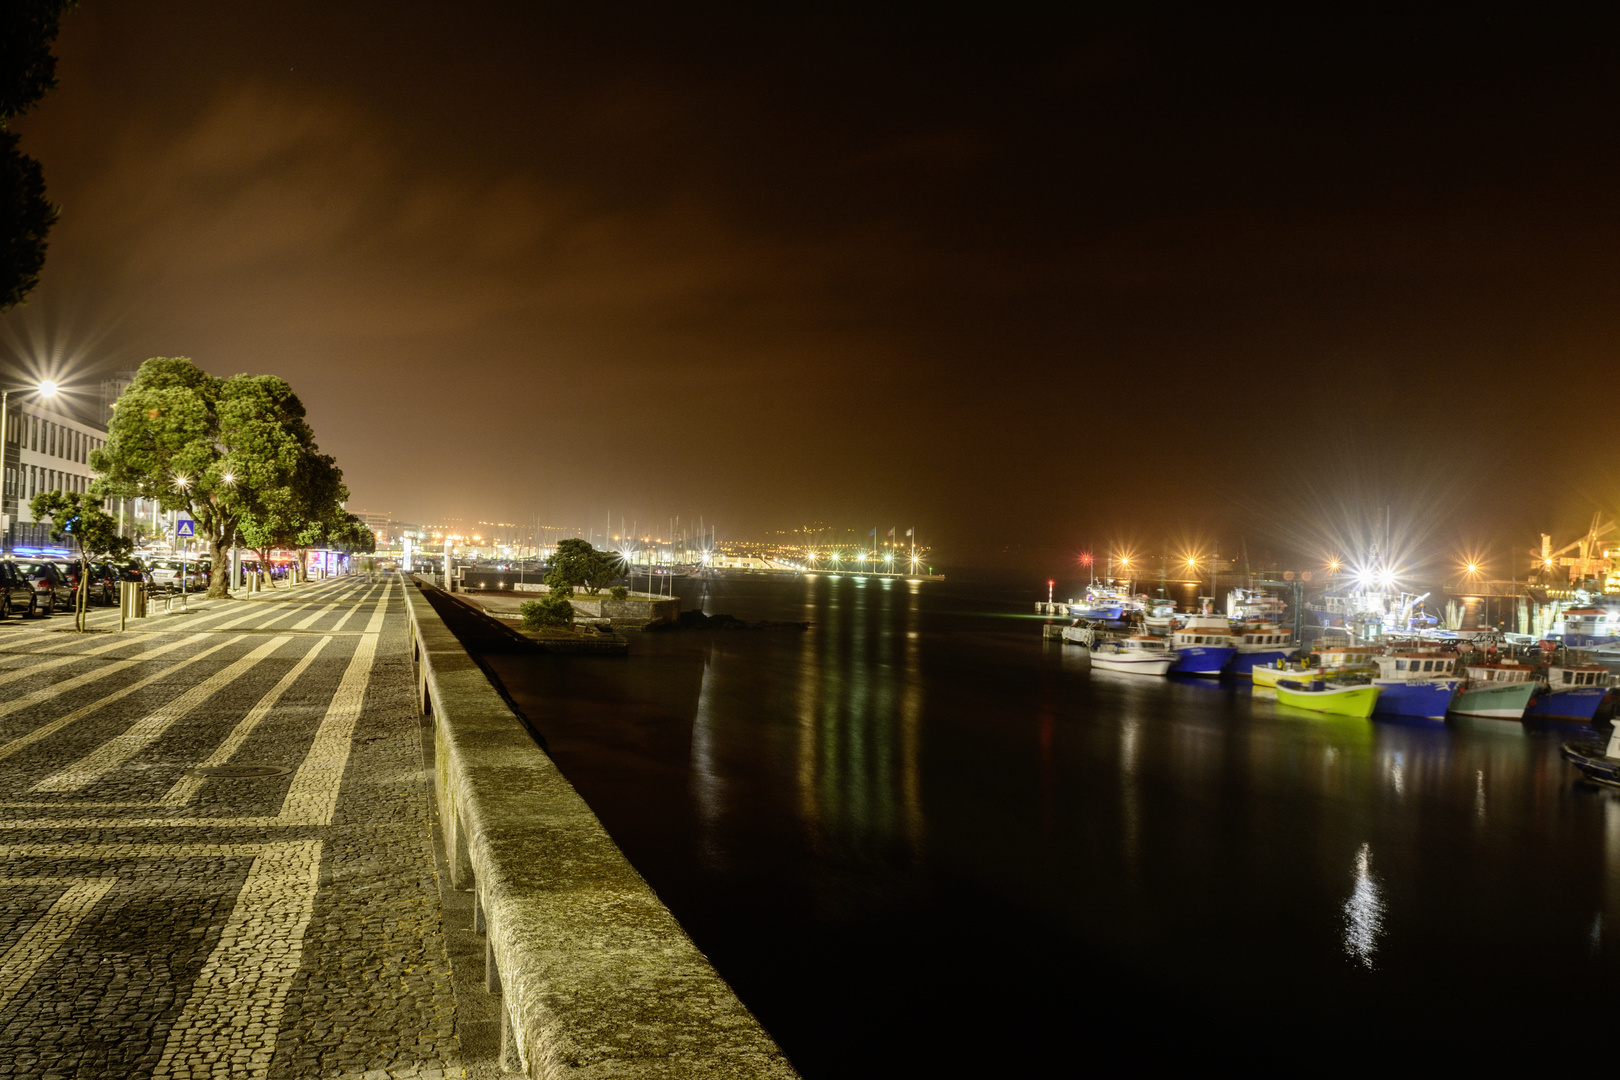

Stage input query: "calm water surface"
[{"left": 480, "top": 570, "right": 1619, "bottom": 1072}]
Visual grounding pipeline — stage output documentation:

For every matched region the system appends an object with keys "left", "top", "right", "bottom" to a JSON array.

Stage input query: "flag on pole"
[
  {"left": 906, "top": 528, "right": 913, "bottom": 536},
  {"left": 887, "top": 527, "right": 895, "bottom": 538}
]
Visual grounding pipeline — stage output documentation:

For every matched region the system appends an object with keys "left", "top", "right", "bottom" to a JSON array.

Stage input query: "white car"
[{"left": 148, "top": 560, "right": 203, "bottom": 593}]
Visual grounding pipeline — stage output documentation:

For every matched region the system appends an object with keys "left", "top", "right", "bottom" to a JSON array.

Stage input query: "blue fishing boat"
[
  {"left": 1525, "top": 665, "right": 1611, "bottom": 722},
  {"left": 1227, "top": 619, "right": 1296, "bottom": 678},
  {"left": 1370, "top": 651, "right": 1461, "bottom": 719},
  {"left": 1168, "top": 602, "right": 1236, "bottom": 676},
  {"left": 1069, "top": 581, "right": 1134, "bottom": 621},
  {"left": 1562, "top": 739, "right": 1620, "bottom": 786}
]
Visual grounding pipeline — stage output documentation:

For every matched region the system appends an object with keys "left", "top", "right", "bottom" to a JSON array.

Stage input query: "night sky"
[{"left": 5, "top": 5, "right": 1619, "bottom": 570}]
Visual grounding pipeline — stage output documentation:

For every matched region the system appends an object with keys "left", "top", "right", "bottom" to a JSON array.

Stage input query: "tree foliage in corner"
[
  {"left": 0, "top": 1, "right": 74, "bottom": 313},
  {"left": 545, "top": 538, "right": 623, "bottom": 596},
  {"left": 91, "top": 357, "right": 332, "bottom": 600}
]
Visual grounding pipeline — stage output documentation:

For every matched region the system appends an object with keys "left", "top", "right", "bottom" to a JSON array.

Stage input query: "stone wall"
[{"left": 403, "top": 577, "right": 796, "bottom": 1078}]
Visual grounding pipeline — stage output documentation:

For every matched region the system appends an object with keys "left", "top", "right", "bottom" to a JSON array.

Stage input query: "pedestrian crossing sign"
[{"left": 176, "top": 518, "right": 196, "bottom": 538}]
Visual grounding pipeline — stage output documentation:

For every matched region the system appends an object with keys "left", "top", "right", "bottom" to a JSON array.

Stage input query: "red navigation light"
[{"left": 1080, "top": 552, "right": 1093, "bottom": 566}]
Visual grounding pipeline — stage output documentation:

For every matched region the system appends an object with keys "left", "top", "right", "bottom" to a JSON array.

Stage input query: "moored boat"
[
  {"left": 1089, "top": 636, "right": 1177, "bottom": 676},
  {"left": 1251, "top": 645, "right": 1379, "bottom": 688},
  {"left": 1526, "top": 664, "right": 1612, "bottom": 722},
  {"left": 1168, "top": 601, "right": 1237, "bottom": 676},
  {"left": 1274, "top": 677, "right": 1381, "bottom": 718},
  {"left": 1562, "top": 737, "right": 1620, "bottom": 786},
  {"left": 1227, "top": 619, "right": 1296, "bottom": 678},
  {"left": 1370, "top": 650, "right": 1462, "bottom": 719},
  {"left": 1451, "top": 661, "right": 1537, "bottom": 720}
]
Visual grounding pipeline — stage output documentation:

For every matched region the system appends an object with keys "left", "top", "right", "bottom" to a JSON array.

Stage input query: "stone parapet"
[{"left": 403, "top": 576, "right": 796, "bottom": 1078}]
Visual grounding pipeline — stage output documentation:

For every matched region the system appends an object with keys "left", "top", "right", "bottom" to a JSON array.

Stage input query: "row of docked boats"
[{"left": 1057, "top": 602, "right": 1612, "bottom": 724}]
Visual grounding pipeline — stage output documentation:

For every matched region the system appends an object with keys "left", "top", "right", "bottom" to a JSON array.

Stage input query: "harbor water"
[{"left": 478, "top": 570, "right": 1619, "bottom": 1073}]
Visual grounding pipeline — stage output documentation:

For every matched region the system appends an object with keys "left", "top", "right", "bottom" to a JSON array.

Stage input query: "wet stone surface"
[{"left": 0, "top": 578, "right": 488, "bottom": 1079}]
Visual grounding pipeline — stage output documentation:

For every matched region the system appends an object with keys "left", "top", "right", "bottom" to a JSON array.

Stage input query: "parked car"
[
  {"left": 148, "top": 560, "right": 203, "bottom": 594},
  {"left": 75, "top": 561, "right": 121, "bottom": 607},
  {"left": 16, "top": 561, "right": 69, "bottom": 614},
  {"left": 0, "top": 561, "right": 42, "bottom": 618},
  {"left": 51, "top": 560, "right": 121, "bottom": 609}
]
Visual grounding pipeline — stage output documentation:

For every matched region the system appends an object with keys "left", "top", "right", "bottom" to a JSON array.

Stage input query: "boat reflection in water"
[{"left": 477, "top": 570, "right": 1620, "bottom": 1074}]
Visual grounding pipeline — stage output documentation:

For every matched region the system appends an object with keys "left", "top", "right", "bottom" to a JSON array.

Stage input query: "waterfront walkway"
[{"left": 0, "top": 575, "right": 489, "bottom": 1079}]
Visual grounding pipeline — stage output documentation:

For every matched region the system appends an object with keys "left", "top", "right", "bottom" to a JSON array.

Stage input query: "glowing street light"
[{"left": 0, "top": 380, "right": 65, "bottom": 495}]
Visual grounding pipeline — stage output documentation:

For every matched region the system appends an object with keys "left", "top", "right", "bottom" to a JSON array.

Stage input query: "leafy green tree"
[
  {"left": 324, "top": 513, "right": 376, "bottom": 555},
  {"left": 240, "top": 449, "right": 346, "bottom": 584},
  {"left": 29, "top": 487, "right": 134, "bottom": 631},
  {"left": 0, "top": 1, "right": 74, "bottom": 313},
  {"left": 91, "top": 357, "right": 329, "bottom": 600},
  {"left": 545, "top": 538, "right": 623, "bottom": 596}
]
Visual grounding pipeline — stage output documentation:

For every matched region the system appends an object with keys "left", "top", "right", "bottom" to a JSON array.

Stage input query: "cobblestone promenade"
[{"left": 0, "top": 576, "right": 489, "bottom": 1079}]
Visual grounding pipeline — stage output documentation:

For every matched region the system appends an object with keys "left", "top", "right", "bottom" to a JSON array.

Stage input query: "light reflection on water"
[
  {"left": 481, "top": 569, "right": 1620, "bottom": 1074},
  {"left": 1343, "top": 842, "right": 1384, "bottom": 968}
]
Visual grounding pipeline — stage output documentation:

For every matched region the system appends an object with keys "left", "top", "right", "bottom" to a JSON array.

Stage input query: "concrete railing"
[{"left": 403, "top": 575, "right": 798, "bottom": 1078}]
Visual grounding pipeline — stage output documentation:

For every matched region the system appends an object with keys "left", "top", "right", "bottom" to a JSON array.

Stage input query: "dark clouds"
[{"left": 4, "top": 5, "right": 1620, "bottom": 567}]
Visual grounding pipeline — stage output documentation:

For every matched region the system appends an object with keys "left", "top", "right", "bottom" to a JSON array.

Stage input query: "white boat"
[
  {"left": 1227, "top": 587, "right": 1286, "bottom": 621},
  {"left": 1143, "top": 596, "right": 1177, "bottom": 631},
  {"left": 1061, "top": 623, "right": 1102, "bottom": 646},
  {"left": 1089, "top": 636, "right": 1178, "bottom": 676}
]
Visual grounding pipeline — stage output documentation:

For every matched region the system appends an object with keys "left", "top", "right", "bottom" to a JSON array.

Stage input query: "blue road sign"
[{"left": 175, "top": 518, "right": 196, "bottom": 538}]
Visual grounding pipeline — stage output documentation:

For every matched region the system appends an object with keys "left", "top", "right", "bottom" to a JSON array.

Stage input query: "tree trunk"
[{"left": 206, "top": 534, "right": 232, "bottom": 599}]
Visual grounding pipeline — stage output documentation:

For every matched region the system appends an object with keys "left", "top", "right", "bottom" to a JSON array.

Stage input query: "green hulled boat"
[{"left": 1275, "top": 678, "right": 1381, "bottom": 718}]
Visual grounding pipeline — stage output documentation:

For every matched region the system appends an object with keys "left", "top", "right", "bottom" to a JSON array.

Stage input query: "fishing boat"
[
  {"left": 1227, "top": 587, "right": 1287, "bottom": 621},
  {"left": 1274, "top": 677, "right": 1381, "bottom": 718},
  {"left": 1562, "top": 733, "right": 1620, "bottom": 786},
  {"left": 1227, "top": 619, "right": 1296, "bottom": 678},
  {"left": 1451, "top": 661, "right": 1538, "bottom": 720},
  {"left": 1089, "top": 636, "right": 1177, "bottom": 676},
  {"left": 1525, "top": 664, "right": 1612, "bottom": 722},
  {"left": 1551, "top": 606, "right": 1620, "bottom": 647},
  {"left": 1168, "top": 600, "right": 1237, "bottom": 676},
  {"left": 1143, "top": 596, "right": 1177, "bottom": 631},
  {"left": 1070, "top": 581, "right": 1135, "bottom": 621},
  {"left": 1250, "top": 645, "right": 1380, "bottom": 688},
  {"left": 1370, "top": 651, "right": 1462, "bottom": 719}
]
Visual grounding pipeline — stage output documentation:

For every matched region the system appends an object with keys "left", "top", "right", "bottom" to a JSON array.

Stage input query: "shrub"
[
  {"left": 609, "top": 585, "right": 628, "bottom": 600},
  {"left": 520, "top": 594, "right": 574, "bottom": 630}
]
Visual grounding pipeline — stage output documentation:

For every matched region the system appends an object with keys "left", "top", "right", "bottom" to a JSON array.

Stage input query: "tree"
[
  {"left": 325, "top": 513, "right": 376, "bottom": 555},
  {"left": 239, "top": 450, "right": 346, "bottom": 586},
  {"left": 520, "top": 595, "right": 573, "bottom": 630},
  {"left": 0, "top": 1, "right": 74, "bottom": 313},
  {"left": 91, "top": 357, "right": 328, "bottom": 599},
  {"left": 29, "top": 487, "right": 134, "bottom": 631},
  {"left": 545, "top": 538, "right": 623, "bottom": 596}
]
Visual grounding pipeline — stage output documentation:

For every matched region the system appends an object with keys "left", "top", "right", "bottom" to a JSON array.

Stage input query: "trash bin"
[{"left": 120, "top": 581, "right": 147, "bottom": 621}]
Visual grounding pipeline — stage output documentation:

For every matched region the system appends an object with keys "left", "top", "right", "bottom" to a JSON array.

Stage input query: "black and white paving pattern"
[{"left": 0, "top": 575, "right": 479, "bottom": 1079}]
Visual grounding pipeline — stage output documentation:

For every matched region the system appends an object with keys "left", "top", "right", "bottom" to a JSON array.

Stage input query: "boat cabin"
[
  {"left": 1102, "top": 635, "right": 1170, "bottom": 653},
  {"left": 1318, "top": 646, "right": 1381, "bottom": 670},
  {"left": 1173, "top": 612, "right": 1233, "bottom": 647},
  {"left": 1558, "top": 608, "right": 1612, "bottom": 638},
  {"left": 1234, "top": 623, "right": 1290, "bottom": 647},
  {"left": 1548, "top": 665, "right": 1610, "bottom": 688},
  {"left": 1463, "top": 662, "right": 1535, "bottom": 684},
  {"left": 1374, "top": 651, "right": 1456, "bottom": 679}
]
